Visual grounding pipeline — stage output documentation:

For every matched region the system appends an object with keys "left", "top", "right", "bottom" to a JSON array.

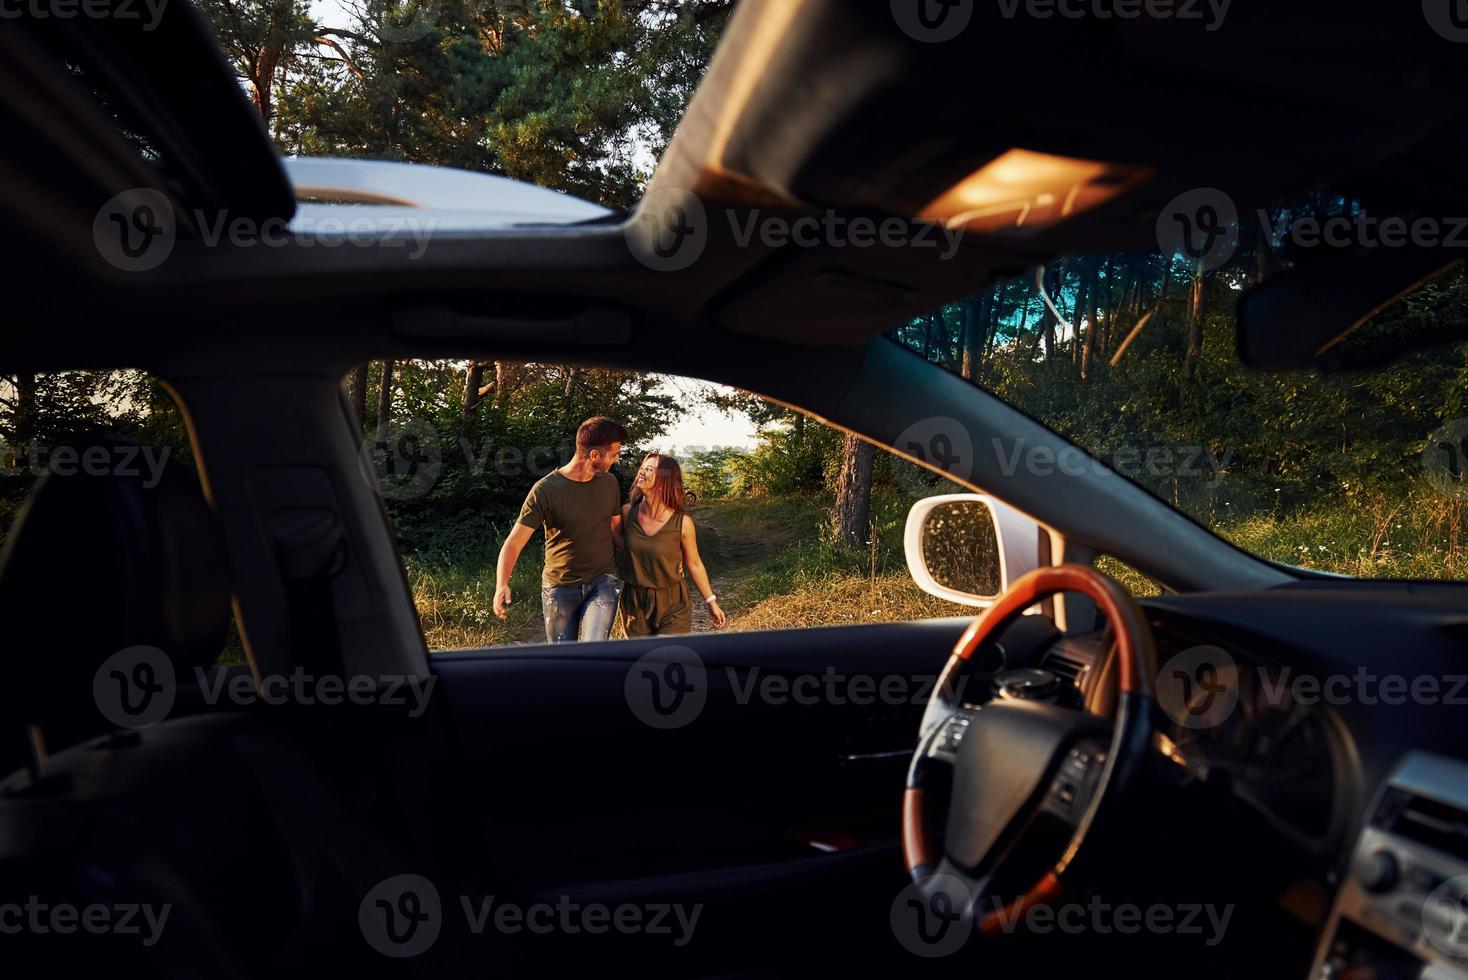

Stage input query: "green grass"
[
  {"left": 407, "top": 553, "right": 543, "bottom": 649},
  {"left": 403, "top": 487, "right": 1468, "bottom": 649},
  {"left": 1217, "top": 487, "right": 1466, "bottom": 580}
]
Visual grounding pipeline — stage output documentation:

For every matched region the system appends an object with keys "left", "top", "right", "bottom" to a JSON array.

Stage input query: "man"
[{"left": 494, "top": 416, "right": 627, "bottom": 643}]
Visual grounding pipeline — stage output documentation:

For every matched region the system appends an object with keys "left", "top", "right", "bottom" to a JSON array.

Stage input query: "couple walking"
[{"left": 493, "top": 417, "right": 727, "bottom": 643}]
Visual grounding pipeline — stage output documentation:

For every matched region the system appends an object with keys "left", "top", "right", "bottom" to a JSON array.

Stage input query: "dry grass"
[
  {"left": 1221, "top": 487, "right": 1467, "bottom": 580},
  {"left": 406, "top": 487, "right": 1468, "bottom": 651},
  {"left": 729, "top": 571, "right": 969, "bottom": 632}
]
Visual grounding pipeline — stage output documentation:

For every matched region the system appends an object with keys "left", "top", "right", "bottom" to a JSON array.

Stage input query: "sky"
[{"left": 647, "top": 378, "right": 760, "bottom": 455}]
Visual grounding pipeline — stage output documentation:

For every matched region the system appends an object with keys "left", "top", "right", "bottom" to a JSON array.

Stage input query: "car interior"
[{"left": 3, "top": 1, "right": 1468, "bottom": 977}]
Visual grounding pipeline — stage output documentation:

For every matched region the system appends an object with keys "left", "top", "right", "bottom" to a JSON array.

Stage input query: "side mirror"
[{"left": 904, "top": 494, "right": 1042, "bottom": 608}]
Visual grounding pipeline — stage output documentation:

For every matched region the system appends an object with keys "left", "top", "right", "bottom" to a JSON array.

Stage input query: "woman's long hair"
[{"left": 630, "top": 453, "right": 695, "bottom": 515}]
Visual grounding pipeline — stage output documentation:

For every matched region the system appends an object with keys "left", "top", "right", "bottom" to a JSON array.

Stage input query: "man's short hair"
[{"left": 576, "top": 416, "right": 627, "bottom": 453}]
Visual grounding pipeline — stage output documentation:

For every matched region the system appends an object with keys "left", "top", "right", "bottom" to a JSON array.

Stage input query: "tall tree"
[
  {"left": 376, "top": 359, "right": 395, "bottom": 431},
  {"left": 832, "top": 434, "right": 876, "bottom": 549}
]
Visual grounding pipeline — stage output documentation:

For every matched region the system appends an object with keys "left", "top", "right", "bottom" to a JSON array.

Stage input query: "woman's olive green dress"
[{"left": 618, "top": 499, "right": 693, "bottom": 636}]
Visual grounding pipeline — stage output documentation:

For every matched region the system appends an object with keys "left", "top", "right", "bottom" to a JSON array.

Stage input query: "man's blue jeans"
[{"left": 542, "top": 573, "right": 623, "bottom": 644}]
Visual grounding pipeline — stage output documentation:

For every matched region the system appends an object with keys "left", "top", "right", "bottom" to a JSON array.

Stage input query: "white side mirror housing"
[{"left": 904, "top": 494, "right": 1043, "bottom": 609}]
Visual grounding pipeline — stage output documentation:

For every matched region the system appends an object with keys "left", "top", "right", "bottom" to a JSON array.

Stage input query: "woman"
[{"left": 614, "top": 454, "right": 727, "bottom": 635}]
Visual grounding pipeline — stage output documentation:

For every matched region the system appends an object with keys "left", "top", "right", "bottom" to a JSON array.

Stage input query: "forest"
[{"left": 3, "top": 1, "right": 1466, "bottom": 649}]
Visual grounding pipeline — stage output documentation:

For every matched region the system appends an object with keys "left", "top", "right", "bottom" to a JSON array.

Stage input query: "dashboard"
[{"left": 1032, "top": 580, "right": 1468, "bottom": 979}]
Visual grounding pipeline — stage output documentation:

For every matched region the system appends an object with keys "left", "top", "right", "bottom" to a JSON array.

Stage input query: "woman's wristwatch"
[{"left": 704, "top": 594, "right": 718, "bottom": 605}]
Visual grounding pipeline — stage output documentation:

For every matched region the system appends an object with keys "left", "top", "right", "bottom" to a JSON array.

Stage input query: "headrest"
[{"left": 0, "top": 437, "right": 232, "bottom": 734}]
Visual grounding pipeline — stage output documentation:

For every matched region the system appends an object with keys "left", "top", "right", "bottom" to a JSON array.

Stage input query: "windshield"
[{"left": 888, "top": 255, "right": 1468, "bottom": 581}]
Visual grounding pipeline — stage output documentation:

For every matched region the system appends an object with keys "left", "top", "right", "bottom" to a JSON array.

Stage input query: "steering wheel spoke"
[{"left": 1038, "top": 739, "right": 1109, "bottom": 828}]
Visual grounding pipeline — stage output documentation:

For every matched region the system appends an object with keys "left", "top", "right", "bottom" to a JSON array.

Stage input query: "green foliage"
[
  {"left": 683, "top": 446, "right": 747, "bottom": 500},
  {"left": 233, "top": 0, "right": 734, "bottom": 207},
  {"left": 372, "top": 361, "right": 681, "bottom": 556},
  {"left": 891, "top": 253, "right": 1468, "bottom": 580}
]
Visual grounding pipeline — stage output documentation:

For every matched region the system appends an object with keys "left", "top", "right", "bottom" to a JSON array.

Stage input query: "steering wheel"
[{"left": 901, "top": 563, "right": 1157, "bottom": 934}]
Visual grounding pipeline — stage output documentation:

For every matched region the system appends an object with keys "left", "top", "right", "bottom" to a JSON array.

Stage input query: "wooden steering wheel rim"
[{"left": 902, "top": 562, "right": 1157, "bottom": 934}]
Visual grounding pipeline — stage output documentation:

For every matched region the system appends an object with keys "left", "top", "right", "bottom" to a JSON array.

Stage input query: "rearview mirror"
[
  {"left": 904, "top": 494, "right": 1042, "bottom": 608},
  {"left": 1238, "top": 248, "right": 1462, "bottom": 372}
]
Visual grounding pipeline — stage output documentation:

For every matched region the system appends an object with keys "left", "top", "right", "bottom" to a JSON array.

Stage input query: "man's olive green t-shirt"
[{"left": 517, "top": 470, "right": 621, "bottom": 586}]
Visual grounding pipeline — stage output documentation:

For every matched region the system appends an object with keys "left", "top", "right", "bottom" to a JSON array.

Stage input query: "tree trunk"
[
  {"left": 563, "top": 365, "right": 577, "bottom": 397},
  {"left": 345, "top": 364, "right": 369, "bottom": 426},
  {"left": 1043, "top": 263, "right": 1063, "bottom": 360},
  {"left": 833, "top": 434, "right": 876, "bottom": 549},
  {"left": 493, "top": 362, "right": 518, "bottom": 407},
  {"left": 376, "top": 359, "right": 395, "bottom": 432},
  {"left": 959, "top": 301, "right": 977, "bottom": 381},
  {"left": 11, "top": 371, "right": 35, "bottom": 470},
  {"left": 1071, "top": 257, "right": 1092, "bottom": 373},
  {"left": 462, "top": 361, "right": 487, "bottom": 417},
  {"left": 982, "top": 281, "right": 1005, "bottom": 372},
  {"left": 1182, "top": 260, "right": 1206, "bottom": 381},
  {"left": 1081, "top": 257, "right": 1104, "bottom": 381}
]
